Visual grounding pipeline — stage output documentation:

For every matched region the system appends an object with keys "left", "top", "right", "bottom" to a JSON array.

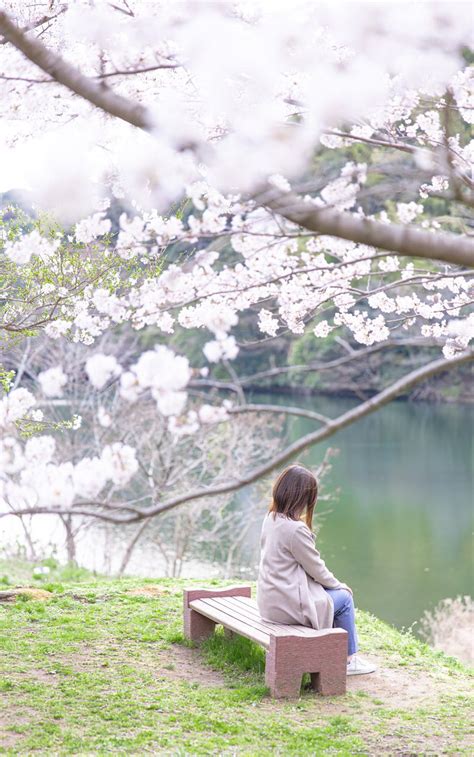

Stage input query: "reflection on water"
[{"left": 1, "top": 395, "right": 472, "bottom": 630}]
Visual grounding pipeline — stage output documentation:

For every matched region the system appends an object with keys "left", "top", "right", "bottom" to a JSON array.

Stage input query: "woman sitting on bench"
[{"left": 257, "top": 463, "right": 376, "bottom": 676}]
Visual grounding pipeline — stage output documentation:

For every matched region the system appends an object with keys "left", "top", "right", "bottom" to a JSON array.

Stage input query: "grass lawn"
[{"left": 0, "top": 560, "right": 472, "bottom": 755}]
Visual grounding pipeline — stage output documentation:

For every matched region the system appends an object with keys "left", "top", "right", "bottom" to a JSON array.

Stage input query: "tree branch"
[
  {"left": 0, "top": 9, "right": 153, "bottom": 130},
  {"left": 192, "top": 339, "right": 442, "bottom": 389},
  {"left": 229, "top": 404, "right": 330, "bottom": 424},
  {"left": 98, "top": 63, "right": 180, "bottom": 78},
  {"left": 144, "top": 349, "right": 473, "bottom": 517},
  {"left": 4, "top": 349, "right": 472, "bottom": 523},
  {"left": 263, "top": 191, "right": 474, "bottom": 269},
  {"left": 323, "top": 129, "right": 417, "bottom": 155},
  {"left": 0, "top": 7, "right": 67, "bottom": 44},
  {"left": 1, "top": 8, "right": 472, "bottom": 267}
]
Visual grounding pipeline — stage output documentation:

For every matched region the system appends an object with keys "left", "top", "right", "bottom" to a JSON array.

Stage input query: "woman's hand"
[{"left": 338, "top": 583, "right": 353, "bottom": 596}]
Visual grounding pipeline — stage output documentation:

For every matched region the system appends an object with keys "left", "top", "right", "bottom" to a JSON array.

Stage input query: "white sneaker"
[{"left": 346, "top": 655, "right": 377, "bottom": 676}]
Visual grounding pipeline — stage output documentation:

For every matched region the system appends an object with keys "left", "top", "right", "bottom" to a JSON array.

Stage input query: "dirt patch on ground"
[
  {"left": 125, "top": 586, "right": 169, "bottom": 597},
  {"left": 62, "top": 641, "right": 226, "bottom": 689},
  {"left": 0, "top": 710, "right": 38, "bottom": 750},
  {"left": 10, "top": 668, "right": 62, "bottom": 685},
  {"left": 65, "top": 586, "right": 179, "bottom": 603},
  {"left": 345, "top": 652, "right": 443, "bottom": 705},
  {"left": 0, "top": 729, "right": 23, "bottom": 749},
  {"left": 0, "top": 587, "right": 53, "bottom": 601},
  {"left": 255, "top": 650, "right": 463, "bottom": 714},
  {"left": 156, "top": 644, "right": 226, "bottom": 687}
]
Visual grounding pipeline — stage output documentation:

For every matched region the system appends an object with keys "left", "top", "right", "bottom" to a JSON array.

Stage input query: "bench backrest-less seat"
[{"left": 183, "top": 585, "right": 347, "bottom": 698}]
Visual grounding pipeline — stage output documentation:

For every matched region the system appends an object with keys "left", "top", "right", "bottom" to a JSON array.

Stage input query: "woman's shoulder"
[
  {"left": 292, "top": 519, "right": 316, "bottom": 541},
  {"left": 264, "top": 513, "right": 308, "bottom": 532}
]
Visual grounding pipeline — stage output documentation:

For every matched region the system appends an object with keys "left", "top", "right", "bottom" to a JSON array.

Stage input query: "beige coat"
[{"left": 256, "top": 512, "right": 344, "bottom": 630}]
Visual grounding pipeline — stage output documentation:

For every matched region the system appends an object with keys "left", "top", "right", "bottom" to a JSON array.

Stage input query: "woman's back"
[{"left": 257, "top": 512, "right": 340, "bottom": 630}]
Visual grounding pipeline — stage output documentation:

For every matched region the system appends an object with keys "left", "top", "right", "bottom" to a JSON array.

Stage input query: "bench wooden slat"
[
  {"left": 222, "top": 596, "right": 341, "bottom": 641},
  {"left": 207, "top": 596, "right": 301, "bottom": 637},
  {"left": 215, "top": 596, "right": 314, "bottom": 638},
  {"left": 196, "top": 597, "right": 284, "bottom": 639},
  {"left": 189, "top": 598, "right": 271, "bottom": 648},
  {"left": 196, "top": 597, "right": 310, "bottom": 646},
  {"left": 230, "top": 596, "right": 319, "bottom": 637}
]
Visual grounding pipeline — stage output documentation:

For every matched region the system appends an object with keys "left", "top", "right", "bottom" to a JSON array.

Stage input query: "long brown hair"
[{"left": 269, "top": 463, "right": 318, "bottom": 530}]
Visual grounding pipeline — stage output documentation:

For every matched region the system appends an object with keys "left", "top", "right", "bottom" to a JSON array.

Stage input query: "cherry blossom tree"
[
  {"left": 0, "top": 333, "right": 282, "bottom": 570},
  {"left": 0, "top": 1, "right": 473, "bottom": 532}
]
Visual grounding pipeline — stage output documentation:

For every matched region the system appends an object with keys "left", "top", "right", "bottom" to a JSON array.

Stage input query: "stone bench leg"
[
  {"left": 265, "top": 637, "right": 304, "bottom": 698},
  {"left": 265, "top": 630, "right": 348, "bottom": 698},
  {"left": 183, "top": 585, "right": 251, "bottom": 642}
]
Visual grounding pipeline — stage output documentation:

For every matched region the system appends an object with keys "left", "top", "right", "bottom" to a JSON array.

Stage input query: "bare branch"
[
  {"left": 192, "top": 339, "right": 441, "bottom": 389},
  {"left": 323, "top": 129, "right": 417, "bottom": 155},
  {"left": 98, "top": 63, "right": 180, "bottom": 78},
  {"left": 229, "top": 404, "right": 330, "bottom": 424},
  {"left": 145, "top": 349, "right": 474, "bottom": 516},
  {"left": 0, "top": 63, "right": 180, "bottom": 85}
]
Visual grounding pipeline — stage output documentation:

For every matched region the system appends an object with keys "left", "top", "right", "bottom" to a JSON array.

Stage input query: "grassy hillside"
[{"left": 0, "top": 562, "right": 472, "bottom": 755}]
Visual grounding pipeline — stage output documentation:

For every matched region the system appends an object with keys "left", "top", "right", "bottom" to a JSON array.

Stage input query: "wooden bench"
[{"left": 183, "top": 585, "right": 347, "bottom": 698}]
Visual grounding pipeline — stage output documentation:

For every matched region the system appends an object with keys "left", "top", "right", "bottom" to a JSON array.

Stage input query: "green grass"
[{"left": 0, "top": 561, "right": 472, "bottom": 755}]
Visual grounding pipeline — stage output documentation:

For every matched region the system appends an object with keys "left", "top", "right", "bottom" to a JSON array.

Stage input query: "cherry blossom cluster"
[
  {"left": 2, "top": 164, "right": 472, "bottom": 360},
  {"left": 34, "top": 343, "right": 232, "bottom": 434},
  {"left": 0, "top": 337, "right": 238, "bottom": 516},
  {"left": 0, "top": 1, "right": 472, "bottom": 217},
  {"left": 0, "top": 433, "right": 138, "bottom": 510},
  {"left": 0, "top": 387, "right": 37, "bottom": 428},
  {"left": 0, "top": 1, "right": 472, "bottom": 362},
  {"left": 16, "top": 172, "right": 468, "bottom": 358}
]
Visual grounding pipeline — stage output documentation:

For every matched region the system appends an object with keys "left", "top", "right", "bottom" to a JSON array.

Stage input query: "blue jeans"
[{"left": 325, "top": 588, "right": 359, "bottom": 656}]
